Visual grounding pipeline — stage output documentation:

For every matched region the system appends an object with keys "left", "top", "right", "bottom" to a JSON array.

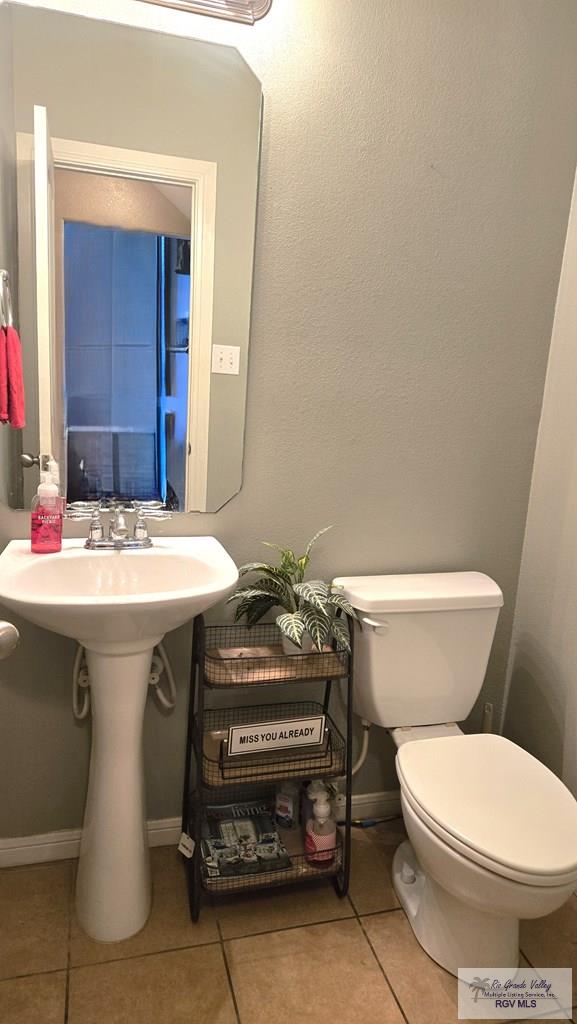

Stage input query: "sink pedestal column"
[{"left": 76, "top": 644, "right": 156, "bottom": 942}]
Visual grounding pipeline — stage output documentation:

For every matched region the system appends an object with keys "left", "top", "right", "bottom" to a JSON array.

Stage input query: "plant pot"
[{"left": 281, "top": 630, "right": 315, "bottom": 656}]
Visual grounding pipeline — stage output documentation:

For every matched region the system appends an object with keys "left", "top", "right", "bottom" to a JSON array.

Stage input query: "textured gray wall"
[{"left": 2, "top": 0, "right": 577, "bottom": 838}]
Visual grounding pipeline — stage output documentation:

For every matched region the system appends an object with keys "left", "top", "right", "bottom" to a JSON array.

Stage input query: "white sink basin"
[
  {"left": 0, "top": 537, "right": 237, "bottom": 649},
  {"left": 0, "top": 535, "right": 237, "bottom": 942}
]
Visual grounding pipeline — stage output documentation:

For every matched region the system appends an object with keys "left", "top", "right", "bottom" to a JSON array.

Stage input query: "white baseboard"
[
  {"left": 0, "top": 817, "right": 183, "bottom": 869},
  {"left": 351, "top": 789, "right": 402, "bottom": 821},
  {"left": 0, "top": 790, "right": 402, "bottom": 868}
]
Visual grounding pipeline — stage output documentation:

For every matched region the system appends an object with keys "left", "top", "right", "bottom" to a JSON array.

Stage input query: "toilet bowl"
[
  {"left": 333, "top": 571, "right": 577, "bottom": 976},
  {"left": 393, "top": 732, "right": 577, "bottom": 973}
]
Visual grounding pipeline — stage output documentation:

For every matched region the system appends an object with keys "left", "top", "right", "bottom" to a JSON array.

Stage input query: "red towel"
[
  {"left": 0, "top": 328, "right": 8, "bottom": 423},
  {"left": 5, "top": 325, "right": 25, "bottom": 428}
]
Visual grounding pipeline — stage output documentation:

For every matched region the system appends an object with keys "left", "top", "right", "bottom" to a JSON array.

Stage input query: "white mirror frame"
[
  {"left": 138, "top": 0, "right": 272, "bottom": 24},
  {"left": 18, "top": 134, "right": 217, "bottom": 512}
]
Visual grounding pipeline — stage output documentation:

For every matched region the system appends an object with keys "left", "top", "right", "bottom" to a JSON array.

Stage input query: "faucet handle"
[
  {"left": 134, "top": 509, "right": 149, "bottom": 542},
  {"left": 66, "top": 501, "right": 101, "bottom": 520},
  {"left": 88, "top": 508, "right": 104, "bottom": 543},
  {"left": 132, "top": 503, "right": 171, "bottom": 542},
  {"left": 133, "top": 501, "right": 172, "bottom": 521}
]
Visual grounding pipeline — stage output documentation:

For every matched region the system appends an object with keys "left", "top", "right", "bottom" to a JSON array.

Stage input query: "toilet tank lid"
[{"left": 332, "top": 572, "right": 503, "bottom": 613}]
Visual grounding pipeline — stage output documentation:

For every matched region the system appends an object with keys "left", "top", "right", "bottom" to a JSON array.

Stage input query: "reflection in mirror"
[
  {"left": 2, "top": 4, "right": 262, "bottom": 512},
  {"left": 57, "top": 171, "right": 192, "bottom": 510}
]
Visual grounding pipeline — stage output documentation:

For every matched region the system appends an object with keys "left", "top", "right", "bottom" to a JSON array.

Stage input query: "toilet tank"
[{"left": 333, "top": 572, "right": 503, "bottom": 728}]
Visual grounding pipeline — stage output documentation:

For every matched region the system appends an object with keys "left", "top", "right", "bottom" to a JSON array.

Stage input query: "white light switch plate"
[{"left": 212, "top": 345, "right": 240, "bottom": 375}]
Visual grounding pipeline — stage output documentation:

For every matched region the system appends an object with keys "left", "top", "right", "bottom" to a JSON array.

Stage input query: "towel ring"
[{"left": 0, "top": 270, "right": 14, "bottom": 329}]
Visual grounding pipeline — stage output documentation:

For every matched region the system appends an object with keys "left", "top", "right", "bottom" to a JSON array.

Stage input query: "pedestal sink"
[{"left": 0, "top": 537, "right": 237, "bottom": 941}]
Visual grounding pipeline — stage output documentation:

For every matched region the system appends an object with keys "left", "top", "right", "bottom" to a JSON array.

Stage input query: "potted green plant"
[{"left": 227, "top": 527, "right": 357, "bottom": 653}]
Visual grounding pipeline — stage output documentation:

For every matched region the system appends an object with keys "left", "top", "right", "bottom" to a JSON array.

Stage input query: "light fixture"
[{"left": 138, "top": 0, "right": 272, "bottom": 24}]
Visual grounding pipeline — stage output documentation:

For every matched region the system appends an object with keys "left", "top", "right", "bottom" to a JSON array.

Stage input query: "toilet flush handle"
[{"left": 361, "top": 617, "right": 388, "bottom": 636}]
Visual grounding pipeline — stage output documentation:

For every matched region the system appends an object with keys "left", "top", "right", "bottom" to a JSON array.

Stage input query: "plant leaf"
[
  {"left": 300, "top": 606, "right": 330, "bottom": 651},
  {"left": 238, "top": 561, "right": 292, "bottom": 583},
  {"left": 305, "top": 525, "right": 333, "bottom": 558},
  {"left": 242, "top": 596, "right": 278, "bottom": 626},
  {"left": 327, "top": 592, "right": 358, "bottom": 619},
  {"left": 261, "top": 543, "right": 300, "bottom": 580},
  {"left": 276, "top": 611, "right": 305, "bottom": 646},
  {"left": 231, "top": 594, "right": 263, "bottom": 621},
  {"left": 260, "top": 541, "right": 287, "bottom": 555},
  {"left": 293, "top": 579, "right": 330, "bottom": 613},
  {"left": 296, "top": 554, "right": 309, "bottom": 581},
  {"left": 330, "top": 617, "right": 351, "bottom": 652},
  {"left": 227, "top": 583, "right": 265, "bottom": 601},
  {"left": 281, "top": 551, "right": 299, "bottom": 576},
  {"left": 227, "top": 586, "right": 280, "bottom": 605},
  {"left": 229, "top": 576, "right": 293, "bottom": 606}
]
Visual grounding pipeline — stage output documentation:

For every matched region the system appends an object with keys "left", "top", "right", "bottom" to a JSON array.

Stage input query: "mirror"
[
  {"left": 2, "top": 4, "right": 262, "bottom": 512},
  {"left": 58, "top": 171, "right": 192, "bottom": 510}
]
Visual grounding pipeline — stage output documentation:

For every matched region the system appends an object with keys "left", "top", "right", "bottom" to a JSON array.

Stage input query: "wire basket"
[
  {"left": 195, "top": 785, "right": 343, "bottom": 895},
  {"left": 202, "top": 622, "right": 349, "bottom": 688},
  {"left": 201, "top": 700, "right": 346, "bottom": 786},
  {"left": 202, "top": 842, "right": 343, "bottom": 894}
]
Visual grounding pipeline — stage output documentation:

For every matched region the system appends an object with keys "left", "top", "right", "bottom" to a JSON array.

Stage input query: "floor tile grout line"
[
  {"left": 68, "top": 936, "right": 223, "bottom": 972},
  {"left": 64, "top": 967, "right": 70, "bottom": 1023},
  {"left": 357, "top": 913, "right": 410, "bottom": 1024},
  {"left": 216, "top": 919, "right": 242, "bottom": 1024},
  {"left": 47, "top": 892, "right": 355, "bottom": 977},
  {"left": 66, "top": 901, "right": 354, "bottom": 972},
  {"left": 351, "top": 903, "right": 402, "bottom": 920},
  {"left": 216, "top": 903, "right": 356, "bottom": 943},
  {"left": 64, "top": 942, "right": 71, "bottom": 1022},
  {"left": 0, "top": 965, "right": 69, "bottom": 985},
  {"left": 520, "top": 948, "right": 536, "bottom": 969},
  {"left": 521, "top": 948, "right": 576, "bottom": 1018},
  {"left": 346, "top": 874, "right": 410, "bottom": 1024},
  {"left": 64, "top": 860, "right": 74, "bottom": 1024}
]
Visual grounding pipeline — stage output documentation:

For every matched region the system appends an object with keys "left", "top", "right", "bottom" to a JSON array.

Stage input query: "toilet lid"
[{"left": 397, "top": 734, "right": 577, "bottom": 882}]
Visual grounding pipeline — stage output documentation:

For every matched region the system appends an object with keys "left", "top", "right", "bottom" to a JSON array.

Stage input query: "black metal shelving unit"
[{"left": 180, "top": 618, "right": 354, "bottom": 921}]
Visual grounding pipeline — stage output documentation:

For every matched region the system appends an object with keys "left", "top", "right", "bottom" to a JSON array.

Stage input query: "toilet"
[{"left": 334, "top": 571, "right": 577, "bottom": 976}]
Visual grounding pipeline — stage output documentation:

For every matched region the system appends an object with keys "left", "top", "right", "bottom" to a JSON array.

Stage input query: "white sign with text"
[
  {"left": 458, "top": 967, "right": 572, "bottom": 1020},
  {"left": 227, "top": 715, "right": 326, "bottom": 756}
]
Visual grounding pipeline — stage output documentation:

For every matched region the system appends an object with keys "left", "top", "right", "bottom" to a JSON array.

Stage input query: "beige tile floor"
[{"left": 0, "top": 820, "right": 575, "bottom": 1024}]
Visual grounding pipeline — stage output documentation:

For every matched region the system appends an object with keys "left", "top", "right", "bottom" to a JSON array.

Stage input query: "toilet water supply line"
[
  {"left": 335, "top": 677, "right": 371, "bottom": 776},
  {"left": 72, "top": 642, "right": 177, "bottom": 720},
  {"left": 353, "top": 718, "right": 371, "bottom": 776}
]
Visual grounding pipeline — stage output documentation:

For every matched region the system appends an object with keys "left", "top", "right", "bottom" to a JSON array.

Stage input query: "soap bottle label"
[
  {"left": 304, "top": 821, "right": 336, "bottom": 863},
  {"left": 31, "top": 498, "right": 64, "bottom": 553}
]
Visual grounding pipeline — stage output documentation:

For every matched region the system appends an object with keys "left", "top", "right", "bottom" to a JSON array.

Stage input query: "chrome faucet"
[
  {"left": 67, "top": 501, "right": 171, "bottom": 549},
  {"left": 109, "top": 507, "right": 129, "bottom": 542}
]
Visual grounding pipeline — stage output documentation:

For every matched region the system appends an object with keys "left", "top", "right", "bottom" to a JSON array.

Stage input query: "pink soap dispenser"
[{"left": 31, "top": 457, "right": 64, "bottom": 554}]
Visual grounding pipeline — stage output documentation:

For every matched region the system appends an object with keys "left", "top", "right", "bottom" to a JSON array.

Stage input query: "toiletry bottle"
[
  {"left": 301, "top": 779, "right": 328, "bottom": 827},
  {"left": 331, "top": 792, "right": 347, "bottom": 834},
  {"left": 31, "top": 457, "right": 64, "bottom": 553},
  {"left": 305, "top": 796, "right": 337, "bottom": 864},
  {"left": 275, "top": 781, "right": 299, "bottom": 829}
]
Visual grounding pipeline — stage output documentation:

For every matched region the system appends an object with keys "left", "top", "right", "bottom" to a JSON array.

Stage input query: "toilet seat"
[{"left": 396, "top": 733, "right": 577, "bottom": 887}]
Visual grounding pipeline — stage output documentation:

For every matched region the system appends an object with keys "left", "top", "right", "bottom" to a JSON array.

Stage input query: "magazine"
[{"left": 201, "top": 800, "right": 291, "bottom": 878}]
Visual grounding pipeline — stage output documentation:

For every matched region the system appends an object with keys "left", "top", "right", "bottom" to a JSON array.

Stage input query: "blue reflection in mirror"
[{"left": 63, "top": 222, "right": 190, "bottom": 510}]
